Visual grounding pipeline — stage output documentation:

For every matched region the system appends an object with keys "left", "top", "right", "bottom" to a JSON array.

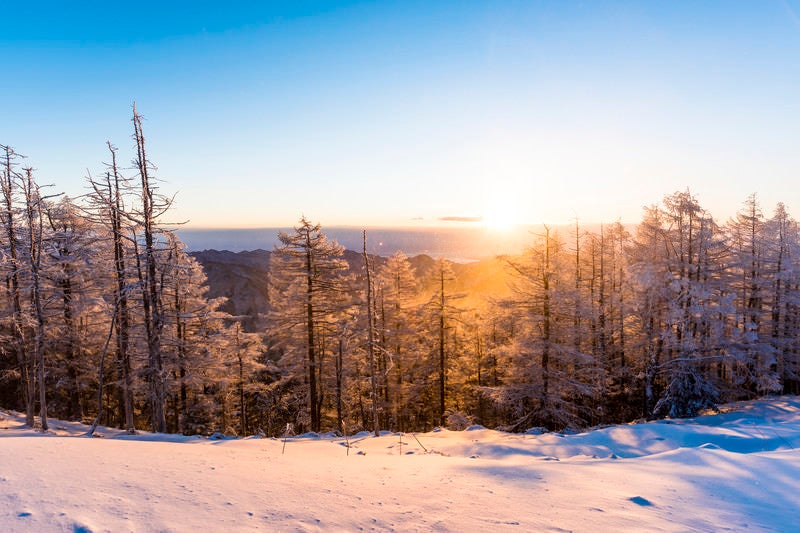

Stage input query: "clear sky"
[{"left": 1, "top": 1, "right": 799, "bottom": 229}]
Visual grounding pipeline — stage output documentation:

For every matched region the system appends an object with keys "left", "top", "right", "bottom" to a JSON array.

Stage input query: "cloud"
[{"left": 438, "top": 216, "right": 483, "bottom": 223}]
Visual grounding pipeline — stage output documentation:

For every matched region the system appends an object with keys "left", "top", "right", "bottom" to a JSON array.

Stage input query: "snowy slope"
[{"left": 1, "top": 398, "right": 799, "bottom": 532}]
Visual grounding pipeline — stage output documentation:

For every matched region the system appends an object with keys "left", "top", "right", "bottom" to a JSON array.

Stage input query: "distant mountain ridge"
[
  {"left": 180, "top": 225, "right": 547, "bottom": 261},
  {"left": 191, "top": 248, "right": 510, "bottom": 332},
  {"left": 190, "top": 249, "right": 272, "bottom": 331}
]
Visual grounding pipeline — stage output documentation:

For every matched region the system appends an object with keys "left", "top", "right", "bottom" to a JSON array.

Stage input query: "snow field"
[{"left": 1, "top": 397, "right": 799, "bottom": 532}]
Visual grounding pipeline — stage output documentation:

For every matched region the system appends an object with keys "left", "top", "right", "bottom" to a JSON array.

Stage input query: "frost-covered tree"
[
  {"left": 726, "top": 194, "right": 781, "bottom": 396},
  {"left": 86, "top": 142, "right": 137, "bottom": 431},
  {"left": 376, "top": 251, "right": 421, "bottom": 430},
  {"left": 631, "top": 191, "right": 728, "bottom": 417},
  {"left": 158, "top": 234, "right": 233, "bottom": 434},
  {"left": 766, "top": 203, "right": 800, "bottom": 393},
  {"left": 486, "top": 227, "right": 597, "bottom": 430},
  {"left": 269, "top": 217, "right": 348, "bottom": 432},
  {"left": 131, "top": 104, "right": 171, "bottom": 433},
  {"left": 44, "top": 197, "right": 96, "bottom": 422},
  {"left": 418, "top": 258, "right": 466, "bottom": 427},
  {"left": 0, "top": 145, "right": 33, "bottom": 425},
  {"left": 21, "top": 168, "right": 52, "bottom": 431}
]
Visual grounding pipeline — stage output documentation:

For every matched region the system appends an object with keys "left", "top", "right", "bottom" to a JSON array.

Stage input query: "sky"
[{"left": 1, "top": 1, "right": 799, "bottom": 229}]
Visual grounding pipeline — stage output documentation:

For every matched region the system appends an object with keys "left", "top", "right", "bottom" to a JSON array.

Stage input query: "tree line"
[
  {"left": 0, "top": 106, "right": 263, "bottom": 435},
  {"left": 263, "top": 193, "right": 800, "bottom": 435},
  {"left": 1, "top": 109, "right": 798, "bottom": 436}
]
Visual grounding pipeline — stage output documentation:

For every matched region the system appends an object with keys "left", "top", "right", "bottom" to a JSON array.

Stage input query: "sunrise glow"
[{"left": 482, "top": 199, "right": 522, "bottom": 231}]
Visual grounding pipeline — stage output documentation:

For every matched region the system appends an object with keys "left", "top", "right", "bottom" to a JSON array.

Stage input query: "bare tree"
[
  {"left": 132, "top": 104, "right": 170, "bottom": 433},
  {"left": 87, "top": 142, "right": 136, "bottom": 432}
]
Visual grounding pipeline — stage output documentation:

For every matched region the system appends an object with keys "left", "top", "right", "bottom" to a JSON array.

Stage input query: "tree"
[
  {"left": 21, "top": 167, "right": 52, "bottom": 431},
  {"left": 86, "top": 142, "right": 136, "bottom": 432},
  {"left": 269, "top": 216, "right": 347, "bottom": 432},
  {"left": 0, "top": 145, "right": 33, "bottom": 426},
  {"left": 630, "top": 191, "right": 728, "bottom": 417},
  {"left": 45, "top": 196, "right": 94, "bottom": 422},
  {"left": 766, "top": 203, "right": 800, "bottom": 393},
  {"left": 586, "top": 221, "right": 635, "bottom": 423},
  {"left": 362, "top": 230, "right": 380, "bottom": 436},
  {"left": 132, "top": 104, "right": 171, "bottom": 433},
  {"left": 727, "top": 194, "right": 781, "bottom": 396},
  {"left": 486, "top": 226, "right": 596, "bottom": 430},
  {"left": 419, "top": 258, "right": 466, "bottom": 427},
  {"left": 376, "top": 251, "right": 421, "bottom": 430}
]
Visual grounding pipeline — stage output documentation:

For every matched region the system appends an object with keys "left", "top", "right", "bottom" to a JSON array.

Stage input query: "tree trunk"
[{"left": 438, "top": 266, "right": 446, "bottom": 426}]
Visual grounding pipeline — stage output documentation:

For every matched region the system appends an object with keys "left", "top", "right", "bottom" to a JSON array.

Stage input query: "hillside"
[
  {"left": 191, "top": 249, "right": 514, "bottom": 331},
  {"left": 190, "top": 249, "right": 273, "bottom": 331}
]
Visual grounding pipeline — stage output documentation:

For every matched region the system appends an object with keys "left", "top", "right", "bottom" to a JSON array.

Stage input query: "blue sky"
[{"left": 1, "top": 1, "right": 799, "bottom": 228}]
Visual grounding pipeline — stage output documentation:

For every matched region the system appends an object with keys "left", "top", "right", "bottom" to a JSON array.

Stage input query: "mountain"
[
  {"left": 190, "top": 249, "right": 272, "bottom": 331},
  {"left": 191, "top": 249, "right": 514, "bottom": 332}
]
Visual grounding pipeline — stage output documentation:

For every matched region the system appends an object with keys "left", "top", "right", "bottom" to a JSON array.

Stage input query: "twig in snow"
[{"left": 411, "top": 432, "right": 428, "bottom": 452}]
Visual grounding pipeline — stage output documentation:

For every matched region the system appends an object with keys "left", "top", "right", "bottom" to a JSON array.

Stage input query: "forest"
[{"left": 1, "top": 109, "right": 799, "bottom": 437}]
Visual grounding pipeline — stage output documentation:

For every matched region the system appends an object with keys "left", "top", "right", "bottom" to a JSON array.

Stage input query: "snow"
[{"left": 1, "top": 398, "right": 799, "bottom": 532}]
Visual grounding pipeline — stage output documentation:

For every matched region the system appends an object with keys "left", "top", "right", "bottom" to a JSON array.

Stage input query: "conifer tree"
[
  {"left": 376, "top": 251, "right": 421, "bottom": 430},
  {"left": 486, "top": 227, "right": 596, "bottom": 430},
  {"left": 269, "top": 216, "right": 347, "bottom": 432}
]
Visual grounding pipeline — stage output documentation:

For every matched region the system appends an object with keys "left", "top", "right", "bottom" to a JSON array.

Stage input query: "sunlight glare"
[{"left": 483, "top": 201, "right": 520, "bottom": 231}]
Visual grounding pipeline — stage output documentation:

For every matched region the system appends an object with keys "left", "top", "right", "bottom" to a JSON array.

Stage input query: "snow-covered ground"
[{"left": 1, "top": 398, "right": 799, "bottom": 532}]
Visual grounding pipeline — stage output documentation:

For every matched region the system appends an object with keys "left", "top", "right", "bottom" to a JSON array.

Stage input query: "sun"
[{"left": 482, "top": 202, "right": 521, "bottom": 231}]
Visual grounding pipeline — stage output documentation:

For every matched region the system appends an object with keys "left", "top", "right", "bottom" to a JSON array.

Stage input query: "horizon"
[{"left": 178, "top": 223, "right": 550, "bottom": 258}]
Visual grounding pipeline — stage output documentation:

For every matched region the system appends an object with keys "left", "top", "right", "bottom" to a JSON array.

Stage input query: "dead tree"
[{"left": 132, "top": 104, "right": 169, "bottom": 433}]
